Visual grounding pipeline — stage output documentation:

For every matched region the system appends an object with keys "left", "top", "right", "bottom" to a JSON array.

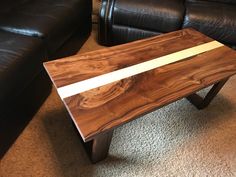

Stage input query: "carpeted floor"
[{"left": 1, "top": 26, "right": 236, "bottom": 177}]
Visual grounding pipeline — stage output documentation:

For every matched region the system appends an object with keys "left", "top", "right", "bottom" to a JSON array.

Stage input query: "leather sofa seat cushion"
[
  {"left": 0, "top": 31, "right": 45, "bottom": 108},
  {"left": 183, "top": 1, "right": 236, "bottom": 45},
  {"left": 111, "top": 25, "right": 160, "bottom": 44},
  {"left": 0, "top": 0, "right": 91, "bottom": 54},
  {"left": 113, "top": 0, "right": 185, "bottom": 33}
]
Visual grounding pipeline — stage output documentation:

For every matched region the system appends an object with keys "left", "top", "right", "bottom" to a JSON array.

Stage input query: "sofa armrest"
[{"left": 98, "top": 0, "right": 115, "bottom": 46}]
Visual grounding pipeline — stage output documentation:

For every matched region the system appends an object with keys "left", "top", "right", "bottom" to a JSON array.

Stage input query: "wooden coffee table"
[{"left": 44, "top": 28, "right": 236, "bottom": 163}]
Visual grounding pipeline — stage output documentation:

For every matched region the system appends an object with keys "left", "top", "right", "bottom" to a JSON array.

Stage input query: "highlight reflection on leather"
[{"left": 0, "top": 0, "right": 91, "bottom": 53}]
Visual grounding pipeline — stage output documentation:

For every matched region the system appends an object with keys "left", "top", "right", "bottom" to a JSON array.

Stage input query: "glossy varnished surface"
[{"left": 44, "top": 28, "right": 236, "bottom": 142}]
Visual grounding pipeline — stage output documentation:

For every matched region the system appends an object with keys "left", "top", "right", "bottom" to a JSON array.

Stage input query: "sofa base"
[
  {"left": 0, "top": 70, "right": 52, "bottom": 159},
  {"left": 51, "top": 23, "right": 92, "bottom": 59}
]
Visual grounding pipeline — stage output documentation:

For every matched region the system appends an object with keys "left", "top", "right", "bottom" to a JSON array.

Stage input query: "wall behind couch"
[{"left": 93, "top": 0, "right": 101, "bottom": 23}]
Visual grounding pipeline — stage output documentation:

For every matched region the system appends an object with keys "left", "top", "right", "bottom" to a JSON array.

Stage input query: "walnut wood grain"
[
  {"left": 44, "top": 28, "right": 236, "bottom": 144},
  {"left": 45, "top": 28, "right": 212, "bottom": 88}
]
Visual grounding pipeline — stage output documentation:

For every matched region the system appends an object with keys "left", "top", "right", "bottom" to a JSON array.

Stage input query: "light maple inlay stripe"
[{"left": 57, "top": 41, "right": 224, "bottom": 99}]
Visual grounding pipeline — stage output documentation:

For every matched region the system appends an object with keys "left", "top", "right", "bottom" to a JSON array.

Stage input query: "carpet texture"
[{"left": 1, "top": 26, "right": 236, "bottom": 177}]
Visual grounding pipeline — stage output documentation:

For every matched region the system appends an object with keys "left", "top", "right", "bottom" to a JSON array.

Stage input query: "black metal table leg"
[{"left": 186, "top": 78, "right": 228, "bottom": 109}]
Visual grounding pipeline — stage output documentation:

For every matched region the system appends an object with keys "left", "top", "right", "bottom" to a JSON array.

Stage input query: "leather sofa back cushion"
[
  {"left": 113, "top": 0, "right": 185, "bottom": 33},
  {"left": 186, "top": 0, "right": 236, "bottom": 5},
  {"left": 183, "top": 0, "right": 236, "bottom": 45}
]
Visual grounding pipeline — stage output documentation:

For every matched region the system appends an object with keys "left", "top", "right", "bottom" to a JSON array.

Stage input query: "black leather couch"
[
  {"left": 0, "top": 0, "right": 92, "bottom": 158},
  {"left": 98, "top": 0, "right": 236, "bottom": 47}
]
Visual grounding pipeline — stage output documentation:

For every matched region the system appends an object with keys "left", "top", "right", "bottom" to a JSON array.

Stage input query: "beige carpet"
[{"left": 1, "top": 26, "right": 236, "bottom": 177}]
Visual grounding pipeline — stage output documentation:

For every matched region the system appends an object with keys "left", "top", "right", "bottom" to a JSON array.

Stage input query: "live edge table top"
[{"left": 44, "top": 28, "right": 236, "bottom": 142}]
